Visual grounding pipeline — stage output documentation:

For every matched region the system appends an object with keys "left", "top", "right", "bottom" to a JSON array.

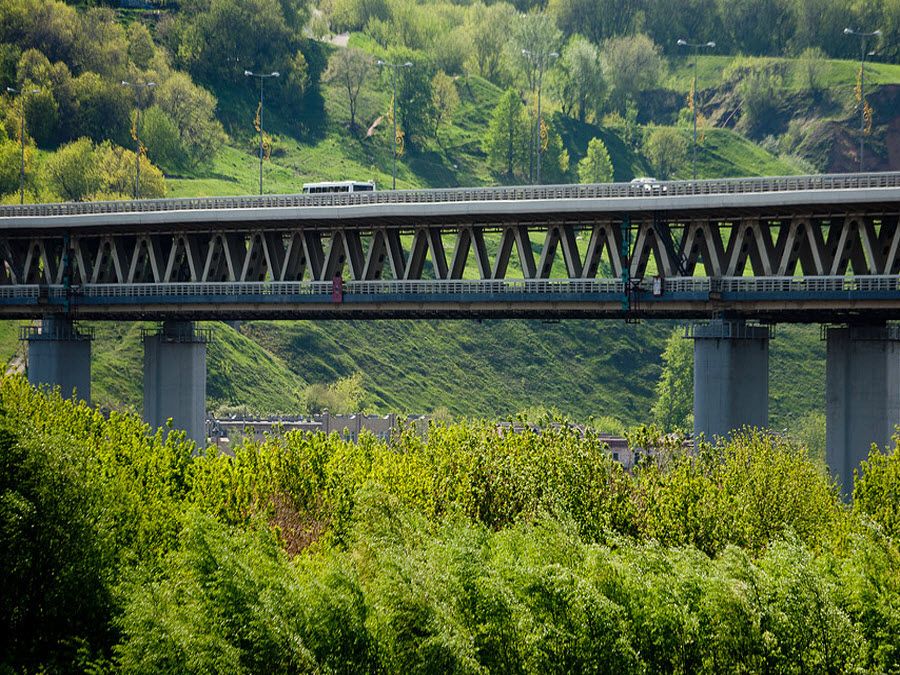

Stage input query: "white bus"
[{"left": 302, "top": 180, "right": 376, "bottom": 194}]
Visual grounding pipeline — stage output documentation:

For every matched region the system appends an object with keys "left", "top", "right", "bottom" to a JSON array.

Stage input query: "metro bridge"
[{"left": 4, "top": 171, "right": 900, "bottom": 491}]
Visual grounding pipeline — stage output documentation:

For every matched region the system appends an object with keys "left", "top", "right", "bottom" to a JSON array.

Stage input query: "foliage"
[
  {"left": 302, "top": 372, "right": 367, "bottom": 414},
  {"left": 600, "top": 34, "right": 664, "bottom": 112},
  {"left": 552, "top": 35, "right": 605, "bottom": 123},
  {"left": 324, "top": 47, "right": 373, "bottom": 132},
  {"left": 431, "top": 70, "right": 460, "bottom": 142},
  {"left": 5, "top": 377, "right": 900, "bottom": 672},
  {"left": 651, "top": 328, "right": 693, "bottom": 432},
  {"left": 465, "top": 2, "right": 516, "bottom": 85},
  {"left": 855, "top": 441, "right": 900, "bottom": 540},
  {"left": 644, "top": 127, "right": 689, "bottom": 179},
  {"left": 141, "top": 105, "right": 187, "bottom": 171},
  {"left": 539, "top": 117, "right": 569, "bottom": 183},
  {"left": 40, "top": 137, "right": 166, "bottom": 201},
  {"left": 577, "top": 136, "right": 614, "bottom": 184},
  {"left": 483, "top": 88, "right": 528, "bottom": 179},
  {"left": 154, "top": 73, "right": 226, "bottom": 167}
]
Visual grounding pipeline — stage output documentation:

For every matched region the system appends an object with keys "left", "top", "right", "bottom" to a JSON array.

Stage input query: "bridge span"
[{"left": 4, "top": 171, "right": 900, "bottom": 492}]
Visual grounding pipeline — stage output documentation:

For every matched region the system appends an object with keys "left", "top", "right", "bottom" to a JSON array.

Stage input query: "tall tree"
[
  {"left": 552, "top": 35, "right": 605, "bottom": 123},
  {"left": 645, "top": 127, "right": 688, "bottom": 179},
  {"left": 578, "top": 137, "right": 614, "bottom": 183},
  {"left": 600, "top": 33, "right": 664, "bottom": 112},
  {"left": 324, "top": 47, "right": 372, "bottom": 132},
  {"left": 465, "top": 2, "right": 517, "bottom": 84},
  {"left": 652, "top": 328, "right": 694, "bottom": 432},
  {"left": 483, "top": 88, "right": 528, "bottom": 179},
  {"left": 431, "top": 70, "right": 460, "bottom": 143}
]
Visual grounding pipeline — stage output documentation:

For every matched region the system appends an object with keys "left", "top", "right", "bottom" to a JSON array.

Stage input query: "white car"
[{"left": 631, "top": 177, "right": 667, "bottom": 194}]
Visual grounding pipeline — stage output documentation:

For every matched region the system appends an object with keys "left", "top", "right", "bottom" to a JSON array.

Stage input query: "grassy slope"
[
  {"left": 84, "top": 38, "right": 836, "bottom": 424},
  {"left": 667, "top": 54, "right": 900, "bottom": 93}
]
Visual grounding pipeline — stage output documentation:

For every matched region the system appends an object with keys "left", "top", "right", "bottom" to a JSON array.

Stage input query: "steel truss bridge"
[{"left": 2, "top": 172, "right": 900, "bottom": 321}]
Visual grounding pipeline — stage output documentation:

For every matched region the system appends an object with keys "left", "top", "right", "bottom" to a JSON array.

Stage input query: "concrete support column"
[
  {"left": 691, "top": 320, "right": 770, "bottom": 440},
  {"left": 25, "top": 316, "right": 92, "bottom": 403},
  {"left": 826, "top": 325, "right": 900, "bottom": 494},
  {"left": 143, "top": 320, "right": 208, "bottom": 448}
]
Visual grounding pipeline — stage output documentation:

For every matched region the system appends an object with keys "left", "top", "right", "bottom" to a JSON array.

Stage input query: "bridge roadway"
[{"left": 5, "top": 171, "right": 900, "bottom": 493}]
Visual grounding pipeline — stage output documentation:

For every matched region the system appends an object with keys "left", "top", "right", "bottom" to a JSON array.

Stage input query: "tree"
[
  {"left": 388, "top": 47, "right": 435, "bottom": 147},
  {"left": 645, "top": 127, "right": 688, "bottom": 179},
  {"left": 483, "top": 88, "right": 528, "bottom": 179},
  {"left": 465, "top": 2, "right": 516, "bottom": 84},
  {"left": 600, "top": 33, "right": 664, "bottom": 112},
  {"left": 95, "top": 141, "right": 166, "bottom": 199},
  {"left": 553, "top": 35, "right": 605, "bottom": 123},
  {"left": 514, "top": 11, "right": 562, "bottom": 94},
  {"left": 40, "top": 137, "right": 100, "bottom": 201},
  {"left": 539, "top": 118, "right": 569, "bottom": 183},
  {"left": 651, "top": 328, "right": 693, "bottom": 432},
  {"left": 127, "top": 22, "right": 156, "bottom": 70},
  {"left": 141, "top": 105, "right": 187, "bottom": 171},
  {"left": 431, "top": 71, "right": 459, "bottom": 143},
  {"left": 71, "top": 71, "right": 131, "bottom": 146},
  {"left": 324, "top": 47, "right": 372, "bottom": 132},
  {"left": 154, "top": 73, "right": 226, "bottom": 166},
  {"left": 578, "top": 137, "right": 614, "bottom": 183},
  {"left": 548, "top": 0, "right": 642, "bottom": 45}
]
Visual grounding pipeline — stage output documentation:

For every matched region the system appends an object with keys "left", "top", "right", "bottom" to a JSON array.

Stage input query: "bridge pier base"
[
  {"left": 691, "top": 320, "right": 770, "bottom": 440},
  {"left": 826, "top": 325, "right": 900, "bottom": 495},
  {"left": 143, "top": 320, "right": 208, "bottom": 448},
  {"left": 25, "top": 317, "right": 92, "bottom": 403}
]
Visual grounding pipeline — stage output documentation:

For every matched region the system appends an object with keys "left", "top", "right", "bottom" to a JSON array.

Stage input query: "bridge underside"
[{"left": 2, "top": 281, "right": 900, "bottom": 321}]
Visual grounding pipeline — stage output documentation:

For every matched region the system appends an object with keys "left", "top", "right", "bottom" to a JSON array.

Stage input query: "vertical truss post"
[{"left": 620, "top": 215, "right": 631, "bottom": 312}]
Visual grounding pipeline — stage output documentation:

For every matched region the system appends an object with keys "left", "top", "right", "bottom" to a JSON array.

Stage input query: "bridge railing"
[
  {"left": 0, "top": 276, "right": 898, "bottom": 301},
  {"left": 2, "top": 172, "right": 900, "bottom": 218}
]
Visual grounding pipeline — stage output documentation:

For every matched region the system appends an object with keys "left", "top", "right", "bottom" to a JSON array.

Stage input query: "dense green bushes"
[{"left": 1, "top": 376, "right": 899, "bottom": 672}]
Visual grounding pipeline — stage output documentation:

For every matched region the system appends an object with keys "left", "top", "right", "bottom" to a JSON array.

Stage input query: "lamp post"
[
  {"left": 121, "top": 80, "right": 156, "bottom": 199},
  {"left": 677, "top": 39, "right": 716, "bottom": 180},
  {"left": 244, "top": 70, "right": 280, "bottom": 195},
  {"left": 6, "top": 86, "right": 40, "bottom": 204},
  {"left": 376, "top": 60, "right": 413, "bottom": 190},
  {"left": 844, "top": 27, "right": 881, "bottom": 172},
  {"left": 522, "top": 48, "right": 558, "bottom": 185}
]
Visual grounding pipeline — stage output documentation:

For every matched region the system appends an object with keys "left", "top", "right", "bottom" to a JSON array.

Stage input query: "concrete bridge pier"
[
  {"left": 143, "top": 320, "right": 208, "bottom": 448},
  {"left": 826, "top": 325, "right": 900, "bottom": 494},
  {"left": 25, "top": 316, "right": 92, "bottom": 402},
  {"left": 691, "top": 320, "right": 770, "bottom": 440}
]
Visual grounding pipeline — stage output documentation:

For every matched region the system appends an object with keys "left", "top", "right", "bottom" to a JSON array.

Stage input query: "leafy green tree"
[
  {"left": 127, "top": 22, "right": 157, "bottom": 70},
  {"left": 323, "top": 47, "right": 372, "bottom": 132},
  {"left": 431, "top": 70, "right": 459, "bottom": 143},
  {"left": 553, "top": 35, "right": 605, "bottom": 123},
  {"left": 141, "top": 105, "right": 186, "bottom": 171},
  {"left": 854, "top": 439, "right": 900, "bottom": 539},
  {"left": 154, "top": 73, "right": 226, "bottom": 166},
  {"left": 40, "top": 137, "right": 100, "bottom": 201},
  {"left": 514, "top": 10, "right": 562, "bottom": 94},
  {"left": 483, "top": 88, "right": 528, "bottom": 179},
  {"left": 0, "top": 137, "right": 24, "bottom": 195},
  {"left": 578, "top": 136, "right": 614, "bottom": 184},
  {"left": 72, "top": 71, "right": 131, "bottom": 146},
  {"left": 651, "top": 328, "right": 693, "bottom": 432},
  {"left": 73, "top": 7, "right": 129, "bottom": 79},
  {"left": 465, "top": 2, "right": 516, "bottom": 84},
  {"left": 600, "top": 33, "right": 664, "bottom": 112},
  {"left": 547, "top": 0, "right": 642, "bottom": 45},
  {"left": 644, "top": 127, "right": 688, "bottom": 179},
  {"left": 95, "top": 141, "right": 167, "bottom": 199},
  {"left": 387, "top": 47, "right": 435, "bottom": 148},
  {"left": 539, "top": 118, "right": 569, "bottom": 183}
]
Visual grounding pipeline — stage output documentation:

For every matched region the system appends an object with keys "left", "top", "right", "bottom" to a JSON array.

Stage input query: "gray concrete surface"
[
  {"left": 26, "top": 316, "right": 91, "bottom": 403},
  {"left": 826, "top": 325, "right": 900, "bottom": 495}
]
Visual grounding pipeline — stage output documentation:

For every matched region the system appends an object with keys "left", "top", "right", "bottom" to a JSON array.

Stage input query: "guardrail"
[
  {"left": 2, "top": 171, "right": 900, "bottom": 218},
  {"left": 0, "top": 276, "right": 898, "bottom": 301}
]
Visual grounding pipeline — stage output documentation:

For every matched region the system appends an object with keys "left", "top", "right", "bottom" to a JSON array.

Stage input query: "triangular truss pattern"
[{"left": 1, "top": 215, "right": 898, "bottom": 286}]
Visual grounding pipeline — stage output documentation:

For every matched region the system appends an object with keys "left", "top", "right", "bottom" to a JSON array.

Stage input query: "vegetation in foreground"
[{"left": 2, "top": 377, "right": 899, "bottom": 673}]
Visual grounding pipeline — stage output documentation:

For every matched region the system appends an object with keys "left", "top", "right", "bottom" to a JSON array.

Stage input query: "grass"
[{"left": 667, "top": 54, "right": 900, "bottom": 93}]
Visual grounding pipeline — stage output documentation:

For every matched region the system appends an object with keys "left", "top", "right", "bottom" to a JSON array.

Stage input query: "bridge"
[{"left": 4, "top": 171, "right": 900, "bottom": 491}]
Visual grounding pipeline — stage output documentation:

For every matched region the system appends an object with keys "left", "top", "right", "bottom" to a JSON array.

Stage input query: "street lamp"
[
  {"left": 844, "top": 27, "right": 881, "bottom": 172},
  {"left": 121, "top": 80, "right": 156, "bottom": 199},
  {"left": 6, "top": 86, "right": 40, "bottom": 205},
  {"left": 522, "top": 48, "right": 558, "bottom": 185},
  {"left": 376, "top": 60, "right": 413, "bottom": 190},
  {"left": 244, "top": 70, "right": 280, "bottom": 195},
  {"left": 677, "top": 39, "right": 716, "bottom": 180}
]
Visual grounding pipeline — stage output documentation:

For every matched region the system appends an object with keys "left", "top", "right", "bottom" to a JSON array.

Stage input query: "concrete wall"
[
  {"left": 27, "top": 317, "right": 91, "bottom": 403},
  {"left": 143, "top": 326, "right": 207, "bottom": 448},
  {"left": 826, "top": 326, "right": 900, "bottom": 494},
  {"left": 693, "top": 323, "right": 769, "bottom": 440},
  {"left": 28, "top": 337, "right": 91, "bottom": 402}
]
